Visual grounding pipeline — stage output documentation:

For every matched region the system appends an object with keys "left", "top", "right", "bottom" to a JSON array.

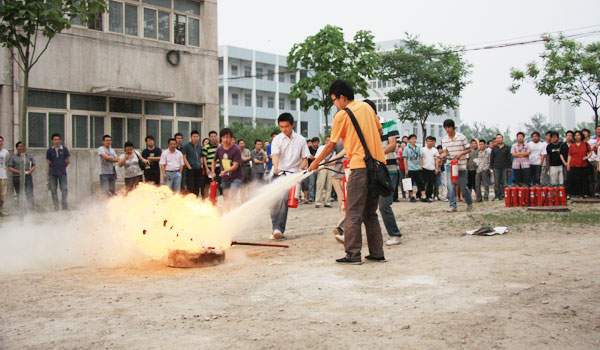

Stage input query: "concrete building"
[
  {"left": 360, "top": 39, "right": 461, "bottom": 144},
  {"left": 549, "top": 100, "right": 576, "bottom": 130},
  {"left": 218, "top": 45, "right": 321, "bottom": 138},
  {"left": 0, "top": 0, "right": 218, "bottom": 208}
]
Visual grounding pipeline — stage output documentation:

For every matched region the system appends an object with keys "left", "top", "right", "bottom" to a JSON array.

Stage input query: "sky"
[{"left": 217, "top": 0, "right": 600, "bottom": 131}]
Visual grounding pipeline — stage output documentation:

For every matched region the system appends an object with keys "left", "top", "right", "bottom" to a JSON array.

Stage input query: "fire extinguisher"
[
  {"left": 504, "top": 187, "right": 512, "bottom": 207},
  {"left": 536, "top": 186, "right": 543, "bottom": 207},
  {"left": 209, "top": 181, "right": 218, "bottom": 205},
  {"left": 540, "top": 186, "right": 547, "bottom": 206},
  {"left": 522, "top": 187, "right": 529, "bottom": 207},
  {"left": 450, "top": 159, "right": 459, "bottom": 184},
  {"left": 547, "top": 186, "right": 555, "bottom": 206},
  {"left": 558, "top": 187, "right": 567, "bottom": 206},
  {"left": 554, "top": 186, "right": 561, "bottom": 207},
  {"left": 511, "top": 187, "right": 519, "bottom": 207},
  {"left": 287, "top": 183, "right": 301, "bottom": 208},
  {"left": 342, "top": 159, "right": 350, "bottom": 210},
  {"left": 515, "top": 187, "right": 523, "bottom": 207},
  {"left": 529, "top": 187, "right": 536, "bottom": 207}
]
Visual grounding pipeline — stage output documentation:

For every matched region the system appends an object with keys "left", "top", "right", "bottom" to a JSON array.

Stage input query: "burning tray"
[{"left": 168, "top": 249, "right": 226, "bottom": 268}]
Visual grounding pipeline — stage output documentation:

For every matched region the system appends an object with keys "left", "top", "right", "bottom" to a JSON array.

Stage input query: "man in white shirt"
[
  {"left": 540, "top": 131, "right": 551, "bottom": 185},
  {"left": 0, "top": 135, "right": 9, "bottom": 216},
  {"left": 421, "top": 136, "right": 439, "bottom": 201},
  {"left": 159, "top": 138, "right": 184, "bottom": 193},
  {"left": 527, "top": 131, "right": 545, "bottom": 186},
  {"left": 270, "top": 113, "right": 310, "bottom": 240}
]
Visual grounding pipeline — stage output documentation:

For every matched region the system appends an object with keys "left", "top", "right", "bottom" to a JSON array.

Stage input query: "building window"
[
  {"left": 28, "top": 90, "right": 67, "bottom": 109},
  {"left": 174, "top": 14, "right": 186, "bottom": 45},
  {"left": 218, "top": 58, "right": 223, "bottom": 75},
  {"left": 290, "top": 99, "right": 296, "bottom": 110},
  {"left": 256, "top": 95, "right": 263, "bottom": 108},
  {"left": 244, "top": 66, "right": 251, "bottom": 77},
  {"left": 70, "top": 94, "right": 106, "bottom": 111},
  {"left": 174, "top": 0, "right": 200, "bottom": 15},
  {"left": 439, "top": 125, "right": 444, "bottom": 137},
  {"left": 125, "top": 3, "right": 138, "bottom": 35},
  {"left": 72, "top": 115, "right": 89, "bottom": 148},
  {"left": 143, "top": 7, "right": 170, "bottom": 41},
  {"left": 301, "top": 121, "right": 308, "bottom": 138},
  {"left": 188, "top": 17, "right": 199, "bottom": 46},
  {"left": 158, "top": 11, "right": 170, "bottom": 41},
  {"left": 91, "top": 116, "right": 105, "bottom": 148},
  {"left": 244, "top": 94, "right": 251, "bottom": 107},
  {"left": 177, "top": 120, "right": 201, "bottom": 137},
  {"left": 267, "top": 69, "right": 274, "bottom": 81},
  {"left": 127, "top": 118, "right": 141, "bottom": 148},
  {"left": 267, "top": 96, "right": 274, "bottom": 109},
  {"left": 145, "top": 100, "right": 174, "bottom": 115},
  {"left": 290, "top": 74, "right": 296, "bottom": 84},
  {"left": 160, "top": 119, "right": 173, "bottom": 149},
  {"left": 279, "top": 71, "right": 285, "bottom": 83},
  {"left": 143, "top": 0, "right": 171, "bottom": 9},
  {"left": 87, "top": 12, "right": 103, "bottom": 31},
  {"left": 231, "top": 65, "right": 238, "bottom": 76},
  {"left": 27, "top": 112, "right": 65, "bottom": 148},
  {"left": 109, "top": 117, "right": 141, "bottom": 148},
  {"left": 109, "top": 1, "right": 123, "bottom": 33},
  {"left": 111, "top": 117, "right": 125, "bottom": 147},
  {"left": 109, "top": 97, "right": 142, "bottom": 114},
  {"left": 279, "top": 97, "right": 285, "bottom": 110},
  {"left": 413, "top": 123, "right": 418, "bottom": 136},
  {"left": 176, "top": 103, "right": 203, "bottom": 118},
  {"left": 231, "top": 93, "right": 239, "bottom": 106},
  {"left": 256, "top": 68, "right": 263, "bottom": 79},
  {"left": 146, "top": 119, "right": 159, "bottom": 143}
]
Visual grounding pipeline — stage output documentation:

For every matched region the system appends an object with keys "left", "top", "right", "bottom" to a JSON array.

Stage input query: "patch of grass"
[{"left": 466, "top": 210, "right": 599, "bottom": 228}]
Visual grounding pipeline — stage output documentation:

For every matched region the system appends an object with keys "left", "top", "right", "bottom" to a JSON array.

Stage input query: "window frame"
[
  {"left": 108, "top": 112, "right": 143, "bottom": 150},
  {"left": 26, "top": 107, "right": 68, "bottom": 149}
]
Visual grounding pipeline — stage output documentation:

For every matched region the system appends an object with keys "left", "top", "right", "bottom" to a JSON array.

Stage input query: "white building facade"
[{"left": 549, "top": 100, "right": 576, "bottom": 130}]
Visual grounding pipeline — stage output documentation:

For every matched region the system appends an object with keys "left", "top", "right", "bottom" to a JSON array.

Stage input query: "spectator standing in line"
[
  {"left": 540, "top": 131, "right": 552, "bottom": 185},
  {"left": 436, "top": 145, "right": 447, "bottom": 201},
  {"left": 403, "top": 134, "right": 428, "bottom": 203},
  {"left": 307, "top": 137, "right": 320, "bottom": 202},
  {"left": 422, "top": 136, "right": 439, "bottom": 201},
  {"left": 46, "top": 134, "right": 70, "bottom": 210},
  {"left": 160, "top": 138, "right": 184, "bottom": 193},
  {"left": 118, "top": 141, "right": 147, "bottom": 192},
  {"left": 567, "top": 130, "right": 593, "bottom": 198},
  {"left": 238, "top": 139, "right": 252, "bottom": 202},
  {"left": 212, "top": 128, "right": 243, "bottom": 204},
  {"left": 582, "top": 128, "right": 597, "bottom": 196},
  {"left": 487, "top": 139, "right": 496, "bottom": 187},
  {"left": 182, "top": 130, "right": 205, "bottom": 198},
  {"left": 466, "top": 139, "right": 478, "bottom": 196},
  {"left": 251, "top": 140, "right": 266, "bottom": 183},
  {"left": 545, "top": 132, "right": 564, "bottom": 186},
  {"left": 97, "top": 135, "right": 118, "bottom": 197},
  {"left": 202, "top": 131, "right": 219, "bottom": 199},
  {"left": 441, "top": 119, "right": 473, "bottom": 212},
  {"left": 591, "top": 126, "right": 600, "bottom": 196},
  {"left": 475, "top": 139, "right": 491, "bottom": 202},
  {"left": 560, "top": 130, "right": 574, "bottom": 197},
  {"left": 394, "top": 141, "right": 406, "bottom": 201},
  {"left": 309, "top": 79, "right": 386, "bottom": 264},
  {"left": 314, "top": 136, "right": 335, "bottom": 208},
  {"left": 528, "top": 132, "right": 544, "bottom": 185},
  {"left": 331, "top": 141, "right": 347, "bottom": 243},
  {"left": 202, "top": 138, "right": 210, "bottom": 147},
  {"left": 490, "top": 134, "right": 511, "bottom": 200},
  {"left": 175, "top": 132, "right": 186, "bottom": 192},
  {"left": 511, "top": 132, "right": 531, "bottom": 186},
  {"left": 7, "top": 142, "right": 35, "bottom": 210},
  {"left": 141, "top": 136, "right": 162, "bottom": 185},
  {"left": 0, "top": 136, "right": 8, "bottom": 216}
]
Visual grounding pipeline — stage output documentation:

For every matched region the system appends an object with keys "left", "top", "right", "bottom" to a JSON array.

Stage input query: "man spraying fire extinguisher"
[
  {"left": 439, "top": 119, "right": 474, "bottom": 212},
  {"left": 269, "top": 113, "right": 310, "bottom": 241}
]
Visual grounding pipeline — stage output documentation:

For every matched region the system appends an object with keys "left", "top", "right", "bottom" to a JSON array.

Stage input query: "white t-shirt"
[
  {"left": 119, "top": 153, "right": 143, "bottom": 178},
  {"left": 527, "top": 141, "right": 545, "bottom": 166},
  {"left": 421, "top": 146, "right": 438, "bottom": 171},
  {"left": 588, "top": 139, "right": 598, "bottom": 162},
  {"left": 0, "top": 148, "right": 9, "bottom": 179},
  {"left": 541, "top": 142, "right": 549, "bottom": 167},
  {"left": 270, "top": 131, "right": 310, "bottom": 173}
]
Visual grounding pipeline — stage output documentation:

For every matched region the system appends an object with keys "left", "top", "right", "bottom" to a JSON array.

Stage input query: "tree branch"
[{"left": 29, "top": 36, "right": 52, "bottom": 68}]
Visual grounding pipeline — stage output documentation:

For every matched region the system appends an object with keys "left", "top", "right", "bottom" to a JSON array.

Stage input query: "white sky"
[{"left": 218, "top": 0, "right": 600, "bottom": 130}]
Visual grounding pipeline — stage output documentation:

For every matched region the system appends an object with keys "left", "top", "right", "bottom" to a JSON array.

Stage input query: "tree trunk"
[
  {"left": 594, "top": 107, "right": 599, "bottom": 128},
  {"left": 421, "top": 121, "right": 427, "bottom": 146},
  {"left": 19, "top": 69, "right": 29, "bottom": 218}
]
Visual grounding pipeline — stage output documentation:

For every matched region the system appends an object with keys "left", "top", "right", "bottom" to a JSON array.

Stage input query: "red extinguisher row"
[{"left": 504, "top": 186, "right": 567, "bottom": 207}]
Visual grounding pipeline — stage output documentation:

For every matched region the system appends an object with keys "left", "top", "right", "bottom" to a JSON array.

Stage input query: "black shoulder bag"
[
  {"left": 135, "top": 151, "right": 146, "bottom": 171},
  {"left": 344, "top": 108, "right": 394, "bottom": 197}
]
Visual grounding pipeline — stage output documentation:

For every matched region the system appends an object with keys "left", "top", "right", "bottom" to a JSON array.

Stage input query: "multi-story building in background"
[
  {"left": 218, "top": 45, "right": 321, "bottom": 138},
  {"left": 549, "top": 100, "right": 576, "bottom": 130},
  {"left": 0, "top": 0, "right": 218, "bottom": 206}
]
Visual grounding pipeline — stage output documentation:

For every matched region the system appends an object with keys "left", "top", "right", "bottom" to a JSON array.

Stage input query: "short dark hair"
[
  {"left": 51, "top": 133, "right": 61, "bottom": 140},
  {"left": 443, "top": 119, "right": 455, "bottom": 129},
  {"left": 516, "top": 132, "right": 525, "bottom": 138},
  {"left": 531, "top": 131, "right": 540, "bottom": 137},
  {"left": 271, "top": 132, "right": 278, "bottom": 137},
  {"left": 0, "top": 135, "right": 3, "bottom": 141},
  {"left": 496, "top": 134, "right": 504, "bottom": 138},
  {"left": 426, "top": 136, "right": 436, "bottom": 142},
  {"left": 573, "top": 130, "right": 583, "bottom": 140},
  {"left": 237, "top": 139, "right": 244, "bottom": 145},
  {"left": 15, "top": 141, "right": 22, "bottom": 148},
  {"left": 209, "top": 130, "right": 218, "bottom": 136},
  {"left": 400, "top": 141, "right": 407, "bottom": 146},
  {"left": 566, "top": 130, "right": 574, "bottom": 135},
  {"left": 311, "top": 137, "right": 320, "bottom": 143},
  {"left": 550, "top": 131, "right": 559, "bottom": 138},
  {"left": 124, "top": 141, "right": 134, "bottom": 148},
  {"left": 479, "top": 139, "right": 486, "bottom": 144},
  {"left": 436, "top": 145, "right": 443, "bottom": 150},
  {"left": 488, "top": 140, "right": 494, "bottom": 144},
  {"left": 220, "top": 128, "right": 233, "bottom": 138},
  {"left": 307, "top": 140, "right": 312, "bottom": 144},
  {"left": 167, "top": 138, "right": 176, "bottom": 144},
  {"left": 174, "top": 132, "right": 183, "bottom": 138},
  {"left": 191, "top": 130, "right": 199, "bottom": 137},
  {"left": 363, "top": 99, "right": 377, "bottom": 114},
  {"left": 408, "top": 134, "right": 417, "bottom": 140},
  {"left": 545, "top": 131, "right": 552, "bottom": 136},
  {"left": 328, "top": 79, "right": 354, "bottom": 100},
  {"left": 582, "top": 128, "right": 591, "bottom": 134},
  {"left": 254, "top": 139, "right": 262, "bottom": 145},
  {"left": 145, "top": 135, "right": 154, "bottom": 142},
  {"left": 470, "top": 139, "right": 477, "bottom": 143},
  {"left": 402, "top": 136, "right": 409, "bottom": 141},
  {"left": 277, "top": 112, "right": 294, "bottom": 125},
  {"left": 103, "top": 135, "right": 111, "bottom": 141}
]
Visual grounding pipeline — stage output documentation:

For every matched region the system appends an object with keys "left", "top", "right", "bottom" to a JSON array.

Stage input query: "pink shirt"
[
  {"left": 511, "top": 143, "right": 530, "bottom": 169},
  {"left": 159, "top": 149, "right": 184, "bottom": 171}
]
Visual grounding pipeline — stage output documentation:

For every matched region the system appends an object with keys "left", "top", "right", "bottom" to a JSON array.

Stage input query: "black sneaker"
[
  {"left": 365, "top": 255, "right": 386, "bottom": 262},
  {"left": 421, "top": 198, "right": 432, "bottom": 203},
  {"left": 335, "top": 257, "right": 363, "bottom": 265},
  {"left": 410, "top": 197, "right": 417, "bottom": 203},
  {"left": 333, "top": 226, "right": 344, "bottom": 236}
]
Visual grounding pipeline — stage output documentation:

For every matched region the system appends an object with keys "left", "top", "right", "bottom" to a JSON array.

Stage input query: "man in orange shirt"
[{"left": 309, "top": 80, "right": 386, "bottom": 265}]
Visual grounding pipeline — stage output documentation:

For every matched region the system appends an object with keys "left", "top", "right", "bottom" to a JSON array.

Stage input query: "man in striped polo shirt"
[
  {"left": 202, "top": 130, "right": 219, "bottom": 198},
  {"left": 441, "top": 119, "right": 473, "bottom": 212}
]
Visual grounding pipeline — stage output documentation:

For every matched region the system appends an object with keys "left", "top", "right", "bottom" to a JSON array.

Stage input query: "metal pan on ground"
[
  {"left": 570, "top": 198, "right": 600, "bottom": 204},
  {"left": 168, "top": 249, "right": 226, "bottom": 268},
  {"left": 527, "top": 206, "right": 571, "bottom": 212}
]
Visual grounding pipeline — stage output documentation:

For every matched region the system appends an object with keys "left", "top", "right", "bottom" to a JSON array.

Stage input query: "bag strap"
[{"left": 344, "top": 108, "right": 372, "bottom": 159}]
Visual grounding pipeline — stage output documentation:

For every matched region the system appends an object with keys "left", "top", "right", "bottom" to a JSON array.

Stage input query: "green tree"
[
  {"left": 523, "top": 113, "right": 565, "bottom": 138},
  {"left": 227, "top": 121, "right": 280, "bottom": 147},
  {"left": 287, "top": 25, "right": 379, "bottom": 133},
  {"left": 510, "top": 34, "right": 600, "bottom": 127},
  {"left": 378, "top": 34, "right": 471, "bottom": 145},
  {"left": 0, "top": 0, "right": 107, "bottom": 214},
  {"left": 576, "top": 121, "right": 595, "bottom": 132},
  {"left": 460, "top": 121, "right": 503, "bottom": 143}
]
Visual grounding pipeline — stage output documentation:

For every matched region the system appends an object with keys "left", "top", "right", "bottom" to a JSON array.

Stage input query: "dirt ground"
[{"left": 1, "top": 198, "right": 599, "bottom": 349}]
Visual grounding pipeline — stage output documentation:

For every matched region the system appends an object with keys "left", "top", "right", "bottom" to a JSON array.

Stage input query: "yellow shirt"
[{"left": 330, "top": 100, "right": 385, "bottom": 169}]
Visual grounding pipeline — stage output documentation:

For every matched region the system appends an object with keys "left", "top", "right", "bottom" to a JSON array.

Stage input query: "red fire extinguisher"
[
  {"left": 504, "top": 187, "right": 512, "bottom": 207},
  {"left": 511, "top": 187, "right": 519, "bottom": 207},
  {"left": 547, "top": 186, "right": 555, "bottom": 206},
  {"left": 515, "top": 187, "right": 523, "bottom": 207},
  {"left": 536, "top": 186, "right": 543, "bottom": 207},
  {"left": 522, "top": 187, "right": 529, "bottom": 207},
  {"left": 558, "top": 186, "right": 567, "bottom": 206},
  {"left": 450, "top": 159, "right": 459, "bottom": 184},
  {"left": 540, "top": 186, "right": 547, "bottom": 206},
  {"left": 342, "top": 159, "right": 350, "bottom": 210},
  {"left": 209, "top": 181, "right": 218, "bottom": 205},
  {"left": 554, "top": 186, "right": 561, "bottom": 207},
  {"left": 287, "top": 183, "right": 301, "bottom": 208},
  {"left": 529, "top": 187, "right": 536, "bottom": 207}
]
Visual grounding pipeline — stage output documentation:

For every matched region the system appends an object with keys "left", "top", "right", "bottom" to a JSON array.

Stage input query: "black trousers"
[
  {"left": 513, "top": 167, "right": 531, "bottom": 186},
  {"left": 467, "top": 170, "right": 476, "bottom": 190},
  {"left": 422, "top": 169, "right": 436, "bottom": 199},
  {"left": 144, "top": 171, "right": 161, "bottom": 185},
  {"left": 570, "top": 166, "right": 590, "bottom": 197},
  {"left": 407, "top": 170, "right": 424, "bottom": 197},
  {"left": 186, "top": 168, "right": 204, "bottom": 197}
]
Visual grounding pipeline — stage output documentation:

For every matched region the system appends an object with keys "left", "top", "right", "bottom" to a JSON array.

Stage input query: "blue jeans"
[
  {"left": 222, "top": 178, "right": 242, "bottom": 201},
  {"left": 446, "top": 165, "right": 472, "bottom": 208},
  {"left": 378, "top": 172, "right": 402, "bottom": 237},
  {"left": 493, "top": 168, "right": 508, "bottom": 199},
  {"left": 49, "top": 174, "right": 68, "bottom": 209},
  {"left": 164, "top": 171, "right": 182, "bottom": 192},
  {"left": 99, "top": 174, "right": 116, "bottom": 196},
  {"left": 270, "top": 175, "right": 289, "bottom": 233}
]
